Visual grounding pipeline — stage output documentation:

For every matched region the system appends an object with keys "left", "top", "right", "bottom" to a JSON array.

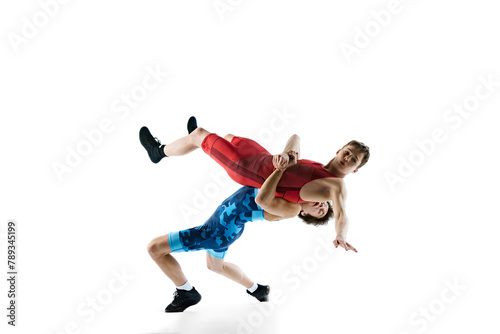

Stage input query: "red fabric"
[{"left": 201, "top": 133, "right": 337, "bottom": 203}]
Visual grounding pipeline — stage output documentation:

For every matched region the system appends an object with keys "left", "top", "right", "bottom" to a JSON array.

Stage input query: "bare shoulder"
[
  {"left": 300, "top": 178, "right": 331, "bottom": 201},
  {"left": 300, "top": 177, "right": 346, "bottom": 201},
  {"left": 327, "top": 178, "right": 346, "bottom": 191}
]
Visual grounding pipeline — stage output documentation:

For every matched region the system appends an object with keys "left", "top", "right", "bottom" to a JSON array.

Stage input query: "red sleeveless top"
[
  {"left": 275, "top": 159, "right": 337, "bottom": 203},
  {"left": 201, "top": 133, "right": 338, "bottom": 203}
]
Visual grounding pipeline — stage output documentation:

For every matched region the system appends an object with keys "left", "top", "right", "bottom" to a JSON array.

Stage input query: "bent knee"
[
  {"left": 224, "top": 134, "right": 235, "bottom": 141},
  {"left": 190, "top": 127, "right": 210, "bottom": 146},
  {"left": 192, "top": 127, "right": 209, "bottom": 138},
  {"left": 147, "top": 237, "right": 169, "bottom": 260},
  {"left": 147, "top": 240, "right": 159, "bottom": 259}
]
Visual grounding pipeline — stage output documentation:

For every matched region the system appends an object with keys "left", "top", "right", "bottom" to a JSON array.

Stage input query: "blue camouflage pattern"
[{"left": 168, "top": 186, "right": 265, "bottom": 259}]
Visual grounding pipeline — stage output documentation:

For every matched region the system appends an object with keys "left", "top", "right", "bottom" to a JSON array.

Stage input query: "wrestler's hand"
[
  {"left": 285, "top": 150, "right": 298, "bottom": 168},
  {"left": 333, "top": 235, "right": 358, "bottom": 252},
  {"left": 273, "top": 152, "right": 289, "bottom": 171}
]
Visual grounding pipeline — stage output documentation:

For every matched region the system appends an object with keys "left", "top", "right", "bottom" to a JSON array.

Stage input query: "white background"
[{"left": 1, "top": 0, "right": 499, "bottom": 333}]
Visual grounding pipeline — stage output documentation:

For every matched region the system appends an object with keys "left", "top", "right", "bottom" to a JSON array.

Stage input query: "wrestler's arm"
[
  {"left": 273, "top": 134, "right": 301, "bottom": 170},
  {"left": 329, "top": 180, "right": 356, "bottom": 252},
  {"left": 301, "top": 179, "right": 357, "bottom": 252},
  {"left": 255, "top": 160, "right": 300, "bottom": 219},
  {"left": 283, "top": 134, "right": 300, "bottom": 158}
]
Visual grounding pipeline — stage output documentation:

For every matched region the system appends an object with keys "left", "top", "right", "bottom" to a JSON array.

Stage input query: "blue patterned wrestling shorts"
[{"left": 168, "top": 186, "right": 265, "bottom": 259}]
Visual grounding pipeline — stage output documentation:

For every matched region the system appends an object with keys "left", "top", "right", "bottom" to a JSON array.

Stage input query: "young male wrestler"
[
  {"left": 147, "top": 150, "right": 330, "bottom": 312},
  {"left": 140, "top": 117, "right": 369, "bottom": 251}
]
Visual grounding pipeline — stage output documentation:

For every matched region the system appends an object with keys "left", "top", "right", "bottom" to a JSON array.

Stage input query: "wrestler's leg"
[
  {"left": 206, "top": 253, "right": 270, "bottom": 301},
  {"left": 206, "top": 253, "right": 253, "bottom": 288},
  {"left": 148, "top": 234, "right": 202, "bottom": 312},
  {"left": 147, "top": 233, "right": 187, "bottom": 286},
  {"left": 162, "top": 127, "right": 211, "bottom": 156},
  {"left": 224, "top": 134, "right": 235, "bottom": 141}
]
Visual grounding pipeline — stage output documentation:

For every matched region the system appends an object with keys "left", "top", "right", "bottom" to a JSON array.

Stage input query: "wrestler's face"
[
  {"left": 332, "top": 145, "right": 364, "bottom": 174},
  {"left": 301, "top": 201, "right": 328, "bottom": 219}
]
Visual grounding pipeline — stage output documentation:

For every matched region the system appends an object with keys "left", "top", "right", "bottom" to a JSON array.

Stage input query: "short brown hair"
[
  {"left": 297, "top": 202, "right": 334, "bottom": 226},
  {"left": 343, "top": 140, "right": 370, "bottom": 169}
]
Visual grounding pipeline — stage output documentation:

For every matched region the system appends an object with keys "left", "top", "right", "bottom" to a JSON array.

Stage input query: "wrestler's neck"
[{"left": 323, "top": 159, "right": 347, "bottom": 179}]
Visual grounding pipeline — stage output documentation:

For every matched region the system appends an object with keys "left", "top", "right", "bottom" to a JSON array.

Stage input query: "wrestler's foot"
[
  {"left": 139, "top": 126, "right": 166, "bottom": 163},
  {"left": 165, "top": 287, "right": 202, "bottom": 312},
  {"left": 187, "top": 116, "right": 198, "bottom": 134},
  {"left": 247, "top": 284, "right": 270, "bottom": 302}
]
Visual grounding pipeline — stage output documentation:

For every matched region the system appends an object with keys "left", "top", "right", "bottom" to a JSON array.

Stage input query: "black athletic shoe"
[
  {"left": 247, "top": 284, "right": 270, "bottom": 302},
  {"left": 165, "top": 287, "right": 202, "bottom": 313},
  {"left": 187, "top": 116, "right": 197, "bottom": 134},
  {"left": 139, "top": 126, "right": 165, "bottom": 163}
]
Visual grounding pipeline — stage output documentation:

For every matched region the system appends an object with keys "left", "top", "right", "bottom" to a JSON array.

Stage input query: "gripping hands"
[{"left": 272, "top": 150, "right": 298, "bottom": 171}]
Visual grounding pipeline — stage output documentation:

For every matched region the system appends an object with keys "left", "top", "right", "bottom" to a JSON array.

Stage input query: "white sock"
[
  {"left": 247, "top": 282, "right": 258, "bottom": 293},
  {"left": 177, "top": 281, "right": 193, "bottom": 291}
]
